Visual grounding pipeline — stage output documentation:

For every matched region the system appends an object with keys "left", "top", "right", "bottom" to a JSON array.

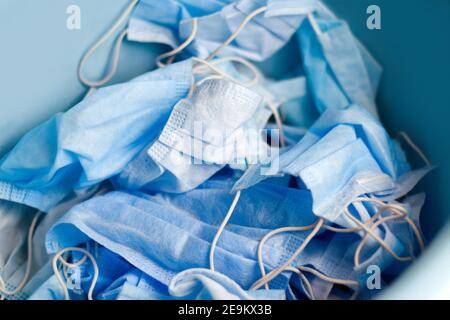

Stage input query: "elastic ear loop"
[
  {"left": 0, "top": 211, "right": 42, "bottom": 298},
  {"left": 207, "top": 99, "right": 286, "bottom": 272},
  {"left": 156, "top": 18, "right": 199, "bottom": 68},
  {"left": 194, "top": 56, "right": 262, "bottom": 86},
  {"left": 322, "top": 197, "right": 424, "bottom": 267},
  {"left": 297, "top": 266, "right": 360, "bottom": 300},
  {"left": 78, "top": 0, "right": 139, "bottom": 90},
  {"left": 255, "top": 221, "right": 359, "bottom": 292},
  {"left": 192, "top": 57, "right": 261, "bottom": 87},
  {"left": 397, "top": 131, "right": 431, "bottom": 166},
  {"left": 354, "top": 204, "right": 425, "bottom": 268},
  {"left": 189, "top": 5, "right": 283, "bottom": 273},
  {"left": 250, "top": 219, "right": 324, "bottom": 290},
  {"left": 189, "top": 56, "right": 263, "bottom": 102},
  {"left": 205, "top": 6, "right": 269, "bottom": 61},
  {"left": 209, "top": 190, "right": 242, "bottom": 271},
  {"left": 285, "top": 266, "right": 316, "bottom": 300},
  {"left": 287, "top": 265, "right": 360, "bottom": 300},
  {"left": 253, "top": 198, "right": 422, "bottom": 290},
  {"left": 60, "top": 242, "right": 91, "bottom": 281},
  {"left": 343, "top": 197, "right": 424, "bottom": 263},
  {"left": 354, "top": 207, "right": 407, "bottom": 267},
  {"left": 343, "top": 205, "right": 413, "bottom": 263},
  {"left": 157, "top": 5, "right": 268, "bottom": 68},
  {"left": 256, "top": 224, "right": 317, "bottom": 290},
  {"left": 322, "top": 197, "right": 406, "bottom": 233},
  {"left": 52, "top": 247, "right": 99, "bottom": 300}
]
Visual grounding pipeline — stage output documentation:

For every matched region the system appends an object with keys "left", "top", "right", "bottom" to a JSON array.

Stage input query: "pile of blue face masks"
[{"left": 0, "top": 0, "right": 433, "bottom": 301}]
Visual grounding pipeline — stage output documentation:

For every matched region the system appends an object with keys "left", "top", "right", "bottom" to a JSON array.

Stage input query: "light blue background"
[{"left": 0, "top": 0, "right": 449, "bottom": 298}]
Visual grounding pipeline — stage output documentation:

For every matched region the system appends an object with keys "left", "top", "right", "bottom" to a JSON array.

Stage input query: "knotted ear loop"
[{"left": 397, "top": 131, "right": 431, "bottom": 166}]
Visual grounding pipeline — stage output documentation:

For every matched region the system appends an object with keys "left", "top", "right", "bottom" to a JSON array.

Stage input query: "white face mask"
[{"left": 144, "top": 77, "right": 280, "bottom": 193}]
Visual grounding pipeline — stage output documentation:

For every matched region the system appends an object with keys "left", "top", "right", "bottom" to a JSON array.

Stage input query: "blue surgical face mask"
[
  {"left": 295, "top": 138, "right": 393, "bottom": 228},
  {"left": 377, "top": 166, "right": 434, "bottom": 202},
  {"left": 45, "top": 181, "right": 323, "bottom": 290},
  {"left": 385, "top": 193, "right": 426, "bottom": 258},
  {"left": 0, "top": 185, "right": 109, "bottom": 300},
  {"left": 137, "top": 176, "right": 316, "bottom": 230},
  {"left": 0, "top": 60, "right": 193, "bottom": 212},
  {"left": 28, "top": 246, "right": 134, "bottom": 300},
  {"left": 0, "top": 201, "right": 36, "bottom": 300},
  {"left": 234, "top": 104, "right": 405, "bottom": 192},
  {"left": 128, "top": 0, "right": 316, "bottom": 61},
  {"left": 27, "top": 263, "right": 66, "bottom": 300},
  {"left": 302, "top": 104, "right": 398, "bottom": 179},
  {"left": 96, "top": 266, "right": 285, "bottom": 300},
  {"left": 297, "top": 4, "right": 382, "bottom": 117},
  {"left": 97, "top": 268, "right": 171, "bottom": 300},
  {"left": 149, "top": 78, "right": 263, "bottom": 163},
  {"left": 354, "top": 226, "right": 407, "bottom": 289},
  {"left": 115, "top": 77, "right": 275, "bottom": 194},
  {"left": 289, "top": 232, "right": 359, "bottom": 300},
  {"left": 113, "top": 143, "right": 223, "bottom": 194}
]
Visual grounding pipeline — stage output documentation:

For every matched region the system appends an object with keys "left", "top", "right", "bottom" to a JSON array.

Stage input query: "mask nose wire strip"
[
  {"left": 209, "top": 190, "right": 242, "bottom": 271},
  {"left": 206, "top": 6, "right": 268, "bottom": 61},
  {"left": 52, "top": 247, "right": 99, "bottom": 300},
  {"left": 0, "top": 211, "right": 42, "bottom": 298},
  {"left": 397, "top": 131, "right": 431, "bottom": 166},
  {"left": 250, "top": 218, "right": 324, "bottom": 290},
  {"left": 78, "top": 0, "right": 139, "bottom": 89},
  {"left": 156, "top": 18, "right": 199, "bottom": 68}
]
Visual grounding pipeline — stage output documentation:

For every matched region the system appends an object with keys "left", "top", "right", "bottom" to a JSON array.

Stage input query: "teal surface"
[
  {"left": 0, "top": 0, "right": 164, "bottom": 155},
  {"left": 0, "top": 0, "right": 449, "bottom": 299}
]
